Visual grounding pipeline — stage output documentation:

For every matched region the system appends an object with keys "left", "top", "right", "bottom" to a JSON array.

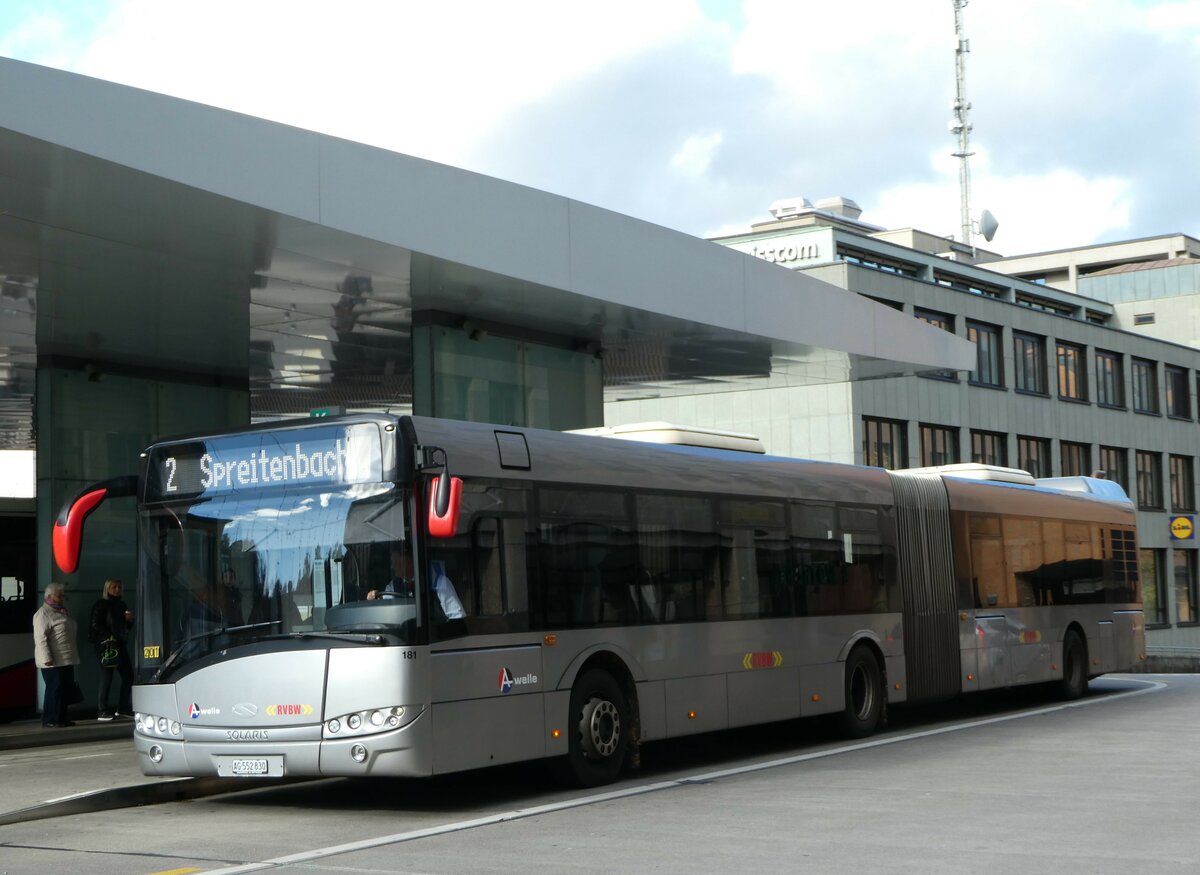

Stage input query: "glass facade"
[{"left": 415, "top": 325, "right": 602, "bottom": 430}]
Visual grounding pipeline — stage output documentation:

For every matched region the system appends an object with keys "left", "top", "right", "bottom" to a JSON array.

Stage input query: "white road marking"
[{"left": 200, "top": 677, "right": 1167, "bottom": 875}]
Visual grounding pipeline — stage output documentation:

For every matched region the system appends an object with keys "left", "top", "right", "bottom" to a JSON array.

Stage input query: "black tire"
[
  {"left": 1058, "top": 630, "right": 1088, "bottom": 700},
  {"left": 841, "top": 646, "right": 884, "bottom": 739},
  {"left": 566, "top": 669, "right": 629, "bottom": 787}
]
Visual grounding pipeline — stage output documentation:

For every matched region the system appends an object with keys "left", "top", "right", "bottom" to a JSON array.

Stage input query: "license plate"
[{"left": 231, "top": 758, "right": 269, "bottom": 776}]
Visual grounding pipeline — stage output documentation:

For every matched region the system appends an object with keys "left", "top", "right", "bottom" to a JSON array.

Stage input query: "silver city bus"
[{"left": 53, "top": 414, "right": 1144, "bottom": 786}]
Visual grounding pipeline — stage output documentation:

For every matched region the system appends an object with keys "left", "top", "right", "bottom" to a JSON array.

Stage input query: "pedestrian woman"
[
  {"left": 89, "top": 577, "right": 134, "bottom": 721},
  {"left": 33, "top": 581, "right": 79, "bottom": 727}
]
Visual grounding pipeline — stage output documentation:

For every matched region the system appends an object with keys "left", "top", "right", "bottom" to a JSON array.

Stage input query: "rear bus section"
[{"left": 892, "top": 464, "right": 1143, "bottom": 704}]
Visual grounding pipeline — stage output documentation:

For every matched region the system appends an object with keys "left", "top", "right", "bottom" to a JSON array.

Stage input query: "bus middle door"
[{"left": 968, "top": 531, "right": 1013, "bottom": 691}]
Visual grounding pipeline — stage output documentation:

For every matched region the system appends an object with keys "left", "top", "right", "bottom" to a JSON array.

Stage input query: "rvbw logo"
[{"left": 498, "top": 667, "right": 538, "bottom": 694}]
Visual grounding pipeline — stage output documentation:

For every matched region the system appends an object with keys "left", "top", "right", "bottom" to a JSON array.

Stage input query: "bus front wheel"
[
  {"left": 841, "top": 646, "right": 884, "bottom": 739},
  {"left": 566, "top": 669, "right": 629, "bottom": 787},
  {"left": 1058, "top": 630, "right": 1088, "bottom": 700}
]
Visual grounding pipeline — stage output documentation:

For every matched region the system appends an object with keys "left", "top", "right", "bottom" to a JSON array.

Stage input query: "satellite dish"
[{"left": 978, "top": 209, "right": 999, "bottom": 242}]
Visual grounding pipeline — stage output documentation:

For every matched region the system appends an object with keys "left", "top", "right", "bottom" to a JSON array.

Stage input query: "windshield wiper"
[
  {"left": 289, "top": 630, "right": 389, "bottom": 645},
  {"left": 154, "top": 620, "right": 281, "bottom": 680}
]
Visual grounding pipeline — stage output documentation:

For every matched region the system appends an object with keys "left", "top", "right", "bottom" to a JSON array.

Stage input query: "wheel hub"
[{"left": 580, "top": 697, "right": 620, "bottom": 759}]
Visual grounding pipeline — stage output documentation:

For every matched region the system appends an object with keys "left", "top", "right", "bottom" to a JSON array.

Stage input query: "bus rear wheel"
[
  {"left": 841, "top": 646, "right": 884, "bottom": 739},
  {"left": 566, "top": 669, "right": 629, "bottom": 787},
  {"left": 1058, "top": 630, "right": 1088, "bottom": 700}
]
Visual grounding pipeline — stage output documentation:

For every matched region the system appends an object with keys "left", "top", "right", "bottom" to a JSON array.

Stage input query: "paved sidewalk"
[
  {"left": 0, "top": 713, "right": 309, "bottom": 825},
  {"left": 0, "top": 713, "right": 134, "bottom": 751}
]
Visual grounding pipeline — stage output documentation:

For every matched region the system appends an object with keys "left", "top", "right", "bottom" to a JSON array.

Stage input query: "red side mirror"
[
  {"left": 51, "top": 475, "right": 138, "bottom": 574},
  {"left": 52, "top": 488, "right": 108, "bottom": 574},
  {"left": 427, "top": 476, "right": 462, "bottom": 538}
]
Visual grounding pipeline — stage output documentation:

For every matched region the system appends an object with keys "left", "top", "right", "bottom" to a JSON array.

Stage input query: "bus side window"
[
  {"left": 636, "top": 493, "right": 716, "bottom": 624},
  {"left": 474, "top": 520, "right": 503, "bottom": 615},
  {"left": 535, "top": 488, "right": 634, "bottom": 629},
  {"left": 719, "top": 499, "right": 787, "bottom": 620},
  {"left": 792, "top": 501, "right": 840, "bottom": 616},
  {"left": 969, "top": 514, "right": 1008, "bottom": 608}
]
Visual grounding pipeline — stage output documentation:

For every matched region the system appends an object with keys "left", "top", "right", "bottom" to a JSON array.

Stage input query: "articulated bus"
[{"left": 53, "top": 414, "right": 1144, "bottom": 786}]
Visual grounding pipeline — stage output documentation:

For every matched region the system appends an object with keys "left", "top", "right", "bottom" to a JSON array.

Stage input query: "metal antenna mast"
[{"left": 951, "top": 0, "right": 974, "bottom": 246}]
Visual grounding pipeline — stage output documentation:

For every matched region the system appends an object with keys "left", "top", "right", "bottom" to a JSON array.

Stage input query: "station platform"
[
  {"left": 0, "top": 712, "right": 134, "bottom": 750},
  {"left": 0, "top": 712, "right": 304, "bottom": 826}
]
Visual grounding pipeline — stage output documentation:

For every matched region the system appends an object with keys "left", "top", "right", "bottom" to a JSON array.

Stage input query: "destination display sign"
[{"left": 145, "top": 423, "right": 384, "bottom": 500}]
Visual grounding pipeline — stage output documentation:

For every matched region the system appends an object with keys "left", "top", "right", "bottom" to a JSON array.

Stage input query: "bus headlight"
[
  {"left": 323, "top": 706, "right": 405, "bottom": 739},
  {"left": 136, "top": 712, "right": 182, "bottom": 738}
]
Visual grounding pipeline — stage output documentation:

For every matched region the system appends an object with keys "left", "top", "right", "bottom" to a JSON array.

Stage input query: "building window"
[
  {"left": 915, "top": 309, "right": 957, "bottom": 380},
  {"left": 863, "top": 417, "right": 906, "bottom": 470},
  {"left": 1132, "top": 358, "right": 1159, "bottom": 414},
  {"left": 1165, "top": 365, "right": 1191, "bottom": 419},
  {"left": 1175, "top": 550, "right": 1197, "bottom": 625},
  {"left": 1099, "top": 446, "right": 1128, "bottom": 494},
  {"left": 1170, "top": 455, "right": 1195, "bottom": 512},
  {"left": 1060, "top": 441, "right": 1091, "bottom": 477},
  {"left": 1141, "top": 549, "right": 1167, "bottom": 626},
  {"left": 971, "top": 430, "right": 1007, "bottom": 467},
  {"left": 1055, "top": 341, "right": 1087, "bottom": 401},
  {"left": 1136, "top": 450, "right": 1163, "bottom": 510},
  {"left": 836, "top": 246, "right": 920, "bottom": 277},
  {"left": 1017, "top": 436, "right": 1051, "bottom": 478},
  {"left": 920, "top": 423, "right": 959, "bottom": 467},
  {"left": 1095, "top": 350, "right": 1124, "bottom": 408},
  {"left": 966, "top": 321, "right": 1003, "bottom": 387},
  {"left": 1013, "top": 332, "right": 1047, "bottom": 395}
]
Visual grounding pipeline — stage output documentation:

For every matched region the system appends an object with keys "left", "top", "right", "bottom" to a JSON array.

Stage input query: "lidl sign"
[{"left": 1170, "top": 515, "right": 1194, "bottom": 540}]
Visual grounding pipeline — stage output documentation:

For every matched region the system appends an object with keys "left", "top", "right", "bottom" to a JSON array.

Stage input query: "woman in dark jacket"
[{"left": 89, "top": 578, "right": 133, "bottom": 721}]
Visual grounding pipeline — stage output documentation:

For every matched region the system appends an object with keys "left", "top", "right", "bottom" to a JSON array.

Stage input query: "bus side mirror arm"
[{"left": 52, "top": 475, "right": 139, "bottom": 574}]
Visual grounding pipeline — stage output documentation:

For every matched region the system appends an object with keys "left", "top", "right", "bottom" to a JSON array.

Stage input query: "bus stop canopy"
[{"left": 0, "top": 57, "right": 973, "bottom": 449}]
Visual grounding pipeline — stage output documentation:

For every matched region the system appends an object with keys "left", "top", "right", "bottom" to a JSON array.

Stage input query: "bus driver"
[{"left": 368, "top": 546, "right": 465, "bottom": 622}]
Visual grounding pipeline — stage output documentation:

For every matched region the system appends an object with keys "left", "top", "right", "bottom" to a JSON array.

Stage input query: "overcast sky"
[{"left": 2, "top": 0, "right": 1196, "bottom": 255}]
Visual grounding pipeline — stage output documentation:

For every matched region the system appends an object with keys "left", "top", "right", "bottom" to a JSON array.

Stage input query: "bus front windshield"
[{"left": 137, "top": 483, "right": 418, "bottom": 681}]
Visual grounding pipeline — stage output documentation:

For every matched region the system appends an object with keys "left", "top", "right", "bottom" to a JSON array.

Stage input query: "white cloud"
[
  {"left": 68, "top": 0, "right": 708, "bottom": 165},
  {"left": 670, "top": 131, "right": 723, "bottom": 178},
  {"left": 0, "top": 0, "right": 1194, "bottom": 253},
  {"left": 872, "top": 146, "right": 1132, "bottom": 253}
]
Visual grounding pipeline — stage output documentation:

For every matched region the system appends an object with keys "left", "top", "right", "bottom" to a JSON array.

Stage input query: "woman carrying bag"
[
  {"left": 33, "top": 581, "right": 80, "bottom": 727},
  {"left": 89, "top": 577, "right": 134, "bottom": 721}
]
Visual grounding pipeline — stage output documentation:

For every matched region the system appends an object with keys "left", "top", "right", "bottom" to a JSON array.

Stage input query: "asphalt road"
[{"left": 0, "top": 674, "right": 1195, "bottom": 874}]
